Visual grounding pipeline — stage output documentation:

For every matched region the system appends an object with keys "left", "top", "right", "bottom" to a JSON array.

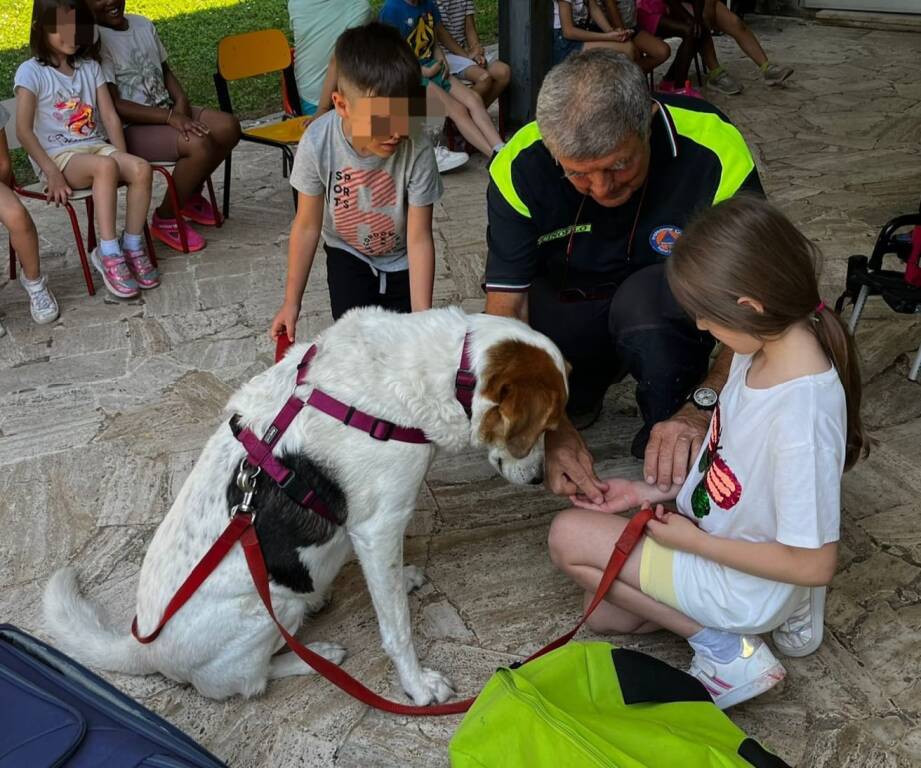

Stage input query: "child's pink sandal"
[
  {"left": 151, "top": 212, "right": 206, "bottom": 253},
  {"left": 180, "top": 192, "right": 220, "bottom": 227}
]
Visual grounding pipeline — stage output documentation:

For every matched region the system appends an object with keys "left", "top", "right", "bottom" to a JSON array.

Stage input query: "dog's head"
[{"left": 475, "top": 339, "right": 568, "bottom": 485}]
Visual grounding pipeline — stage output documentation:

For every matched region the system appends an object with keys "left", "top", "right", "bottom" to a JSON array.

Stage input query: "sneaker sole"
[
  {"left": 437, "top": 158, "right": 468, "bottom": 174},
  {"left": 31, "top": 309, "right": 60, "bottom": 324},
  {"left": 179, "top": 209, "right": 219, "bottom": 227},
  {"left": 714, "top": 663, "right": 786, "bottom": 710},
  {"left": 766, "top": 71, "right": 794, "bottom": 87},
  {"left": 90, "top": 251, "right": 140, "bottom": 299}
]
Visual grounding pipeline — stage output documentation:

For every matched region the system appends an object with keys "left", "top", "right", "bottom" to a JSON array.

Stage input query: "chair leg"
[
  {"left": 65, "top": 201, "right": 95, "bottom": 296},
  {"left": 909, "top": 342, "right": 921, "bottom": 382},
  {"left": 223, "top": 152, "right": 232, "bottom": 220},
  {"left": 848, "top": 285, "right": 870, "bottom": 334},
  {"left": 143, "top": 223, "right": 158, "bottom": 268},
  {"left": 285, "top": 147, "right": 298, "bottom": 209},
  {"left": 153, "top": 166, "right": 189, "bottom": 253},
  {"left": 694, "top": 54, "right": 704, "bottom": 87},
  {"left": 85, "top": 197, "right": 97, "bottom": 253},
  {"left": 8, "top": 237, "right": 15, "bottom": 280},
  {"left": 206, "top": 176, "right": 223, "bottom": 228}
]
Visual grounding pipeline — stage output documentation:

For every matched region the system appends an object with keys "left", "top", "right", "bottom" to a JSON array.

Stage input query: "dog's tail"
[{"left": 42, "top": 568, "right": 156, "bottom": 675}]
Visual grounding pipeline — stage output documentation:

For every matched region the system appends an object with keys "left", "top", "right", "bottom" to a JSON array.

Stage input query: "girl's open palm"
[{"left": 570, "top": 478, "right": 643, "bottom": 514}]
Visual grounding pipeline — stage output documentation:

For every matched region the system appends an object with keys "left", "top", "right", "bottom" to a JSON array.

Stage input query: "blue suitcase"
[{"left": 0, "top": 624, "right": 226, "bottom": 767}]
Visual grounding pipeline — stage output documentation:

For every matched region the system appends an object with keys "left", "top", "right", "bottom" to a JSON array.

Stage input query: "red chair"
[{"left": 2, "top": 98, "right": 156, "bottom": 296}]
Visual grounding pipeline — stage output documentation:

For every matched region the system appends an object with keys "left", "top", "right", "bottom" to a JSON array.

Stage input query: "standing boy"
[{"left": 270, "top": 23, "right": 442, "bottom": 342}]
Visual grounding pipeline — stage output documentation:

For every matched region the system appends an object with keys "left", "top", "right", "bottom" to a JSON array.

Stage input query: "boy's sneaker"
[
  {"left": 123, "top": 247, "right": 161, "bottom": 290},
  {"left": 689, "top": 635, "right": 786, "bottom": 709},
  {"left": 151, "top": 212, "right": 206, "bottom": 253},
  {"left": 435, "top": 145, "right": 468, "bottom": 174},
  {"left": 19, "top": 272, "right": 60, "bottom": 324},
  {"left": 772, "top": 586, "right": 825, "bottom": 657},
  {"left": 90, "top": 247, "right": 140, "bottom": 298},
  {"left": 180, "top": 192, "right": 220, "bottom": 227},
  {"left": 707, "top": 68, "right": 743, "bottom": 95},
  {"left": 762, "top": 63, "right": 794, "bottom": 86}
]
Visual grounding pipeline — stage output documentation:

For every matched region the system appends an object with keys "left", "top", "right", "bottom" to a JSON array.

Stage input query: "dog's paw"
[
  {"left": 402, "top": 565, "right": 426, "bottom": 594},
  {"left": 303, "top": 593, "right": 331, "bottom": 615},
  {"left": 308, "top": 642, "right": 347, "bottom": 666},
  {"left": 404, "top": 667, "right": 455, "bottom": 706}
]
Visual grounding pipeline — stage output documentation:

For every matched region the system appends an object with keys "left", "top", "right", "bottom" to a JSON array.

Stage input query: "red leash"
[{"left": 132, "top": 507, "right": 654, "bottom": 715}]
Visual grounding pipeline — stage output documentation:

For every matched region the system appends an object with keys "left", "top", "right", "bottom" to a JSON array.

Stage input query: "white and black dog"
[{"left": 43, "top": 306, "right": 568, "bottom": 705}]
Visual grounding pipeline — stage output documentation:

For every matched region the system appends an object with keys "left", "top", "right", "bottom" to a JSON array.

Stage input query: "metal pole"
[{"left": 499, "top": 0, "right": 553, "bottom": 131}]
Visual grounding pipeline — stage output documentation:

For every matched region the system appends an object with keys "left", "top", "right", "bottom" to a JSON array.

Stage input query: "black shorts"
[{"left": 325, "top": 245, "right": 411, "bottom": 321}]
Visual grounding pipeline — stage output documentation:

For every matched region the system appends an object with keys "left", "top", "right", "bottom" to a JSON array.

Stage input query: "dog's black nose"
[{"left": 529, "top": 474, "right": 544, "bottom": 485}]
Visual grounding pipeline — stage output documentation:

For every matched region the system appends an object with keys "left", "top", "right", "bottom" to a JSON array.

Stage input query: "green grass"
[{"left": 0, "top": 0, "right": 498, "bottom": 181}]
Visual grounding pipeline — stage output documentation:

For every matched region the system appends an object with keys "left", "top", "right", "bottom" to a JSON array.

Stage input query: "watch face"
[{"left": 694, "top": 387, "right": 718, "bottom": 408}]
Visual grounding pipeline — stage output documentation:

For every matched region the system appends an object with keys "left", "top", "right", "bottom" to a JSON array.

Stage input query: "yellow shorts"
[
  {"left": 50, "top": 143, "right": 119, "bottom": 173},
  {"left": 639, "top": 535, "right": 681, "bottom": 611}
]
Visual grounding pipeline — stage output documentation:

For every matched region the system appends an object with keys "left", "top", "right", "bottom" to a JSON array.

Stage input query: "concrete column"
[{"left": 498, "top": 0, "right": 553, "bottom": 131}]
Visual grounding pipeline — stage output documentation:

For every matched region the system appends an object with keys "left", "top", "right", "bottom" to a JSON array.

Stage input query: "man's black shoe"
[{"left": 567, "top": 400, "right": 604, "bottom": 431}]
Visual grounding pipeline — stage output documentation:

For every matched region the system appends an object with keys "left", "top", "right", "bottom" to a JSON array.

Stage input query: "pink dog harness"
[{"left": 229, "top": 333, "right": 476, "bottom": 524}]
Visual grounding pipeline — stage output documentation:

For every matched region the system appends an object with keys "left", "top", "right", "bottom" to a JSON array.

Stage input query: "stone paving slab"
[{"left": 1, "top": 16, "right": 920, "bottom": 768}]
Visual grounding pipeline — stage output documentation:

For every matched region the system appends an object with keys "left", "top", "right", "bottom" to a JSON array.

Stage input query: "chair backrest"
[
  {"left": 0, "top": 97, "right": 21, "bottom": 150},
  {"left": 217, "top": 29, "right": 292, "bottom": 81}
]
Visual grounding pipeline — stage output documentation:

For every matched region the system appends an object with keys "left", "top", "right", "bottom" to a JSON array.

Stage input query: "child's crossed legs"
[{"left": 427, "top": 79, "right": 503, "bottom": 158}]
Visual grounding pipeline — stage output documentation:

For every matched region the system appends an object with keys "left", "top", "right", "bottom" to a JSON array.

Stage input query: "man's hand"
[
  {"left": 545, "top": 420, "right": 608, "bottom": 504},
  {"left": 643, "top": 404, "right": 709, "bottom": 491},
  {"left": 646, "top": 505, "right": 705, "bottom": 553}
]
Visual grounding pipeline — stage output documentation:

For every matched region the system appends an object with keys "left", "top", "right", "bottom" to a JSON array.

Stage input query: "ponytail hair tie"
[{"left": 815, "top": 301, "right": 826, "bottom": 314}]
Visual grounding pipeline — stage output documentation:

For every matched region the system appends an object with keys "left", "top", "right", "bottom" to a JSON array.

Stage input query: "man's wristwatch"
[{"left": 688, "top": 386, "right": 718, "bottom": 412}]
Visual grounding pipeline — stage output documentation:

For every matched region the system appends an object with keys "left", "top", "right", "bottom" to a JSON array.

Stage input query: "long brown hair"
[
  {"left": 30, "top": 0, "right": 98, "bottom": 68},
  {"left": 667, "top": 196, "right": 869, "bottom": 469}
]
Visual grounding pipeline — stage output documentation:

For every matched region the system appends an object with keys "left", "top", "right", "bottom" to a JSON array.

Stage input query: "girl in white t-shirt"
[
  {"left": 552, "top": 1, "right": 636, "bottom": 67},
  {"left": 549, "top": 196, "right": 869, "bottom": 709},
  {"left": 14, "top": 0, "right": 158, "bottom": 299}
]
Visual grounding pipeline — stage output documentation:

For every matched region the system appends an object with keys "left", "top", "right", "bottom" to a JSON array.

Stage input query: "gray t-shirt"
[
  {"left": 98, "top": 14, "right": 171, "bottom": 108},
  {"left": 14, "top": 58, "right": 109, "bottom": 161},
  {"left": 0, "top": 101, "right": 9, "bottom": 133},
  {"left": 290, "top": 111, "right": 442, "bottom": 271}
]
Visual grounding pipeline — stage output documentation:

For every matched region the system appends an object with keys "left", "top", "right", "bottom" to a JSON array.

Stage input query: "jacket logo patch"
[{"left": 649, "top": 225, "right": 683, "bottom": 256}]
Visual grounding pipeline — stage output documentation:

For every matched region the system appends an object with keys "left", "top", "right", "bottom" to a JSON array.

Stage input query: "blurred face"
[
  {"left": 45, "top": 8, "right": 93, "bottom": 57},
  {"left": 333, "top": 84, "right": 415, "bottom": 158},
  {"left": 87, "top": 0, "right": 127, "bottom": 29},
  {"left": 556, "top": 132, "right": 651, "bottom": 208}
]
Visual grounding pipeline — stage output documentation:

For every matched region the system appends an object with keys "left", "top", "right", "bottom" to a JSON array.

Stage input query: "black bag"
[{"left": 0, "top": 624, "right": 226, "bottom": 767}]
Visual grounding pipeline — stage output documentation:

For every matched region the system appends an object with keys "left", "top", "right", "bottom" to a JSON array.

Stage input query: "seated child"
[
  {"left": 552, "top": 0, "right": 636, "bottom": 67},
  {"left": 379, "top": 0, "right": 505, "bottom": 161},
  {"left": 0, "top": 99, "right": 59, "bottom": 333},
  {"left": 635, "top": 0, "right": 700, "bottom": 90},
  {"left": 270, "top": 23, "right": 442, "bottom": 342},
  {"left": 88, "top": 0, "right": 241, "bottom": 252},
  {"left": 435, "top": 0, "right": 510, "bottom": 108},
  {"left": 15, "top": 0, "right": 158, "bottom": 299},
  {"left": 549, "top": 197, "right": 868, "bottom": 709},
  {"left": 693, "top": 0, "right": 793, "bottom": 95},
  {"left": 596, "top": 0, "right": 670, "bottom": 74}
]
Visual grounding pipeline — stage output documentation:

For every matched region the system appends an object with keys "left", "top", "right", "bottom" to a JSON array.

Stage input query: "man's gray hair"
[{"left": 536, "top": 50, "right": 652, "bottom": 161}]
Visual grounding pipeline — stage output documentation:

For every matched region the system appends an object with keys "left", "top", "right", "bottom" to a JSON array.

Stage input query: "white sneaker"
[
  {"left": 689, "top": 635, "right": 786, "bottom": 709},
  {"left": 772, "top": 586, "right": 825, "bottom": 657},
  {"left": 19, "top": 272, "right": 60, "bottom": 324},
  {"left": 762, "top": 63, "right": 794, "bottom": 86},
  {"left": 434, "top": 144, "right": 468, "bottom": 174}
]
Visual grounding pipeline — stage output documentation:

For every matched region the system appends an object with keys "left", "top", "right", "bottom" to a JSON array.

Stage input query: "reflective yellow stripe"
[
  {"left": 666, "top": 106, "right": 755, "bottom": 204},
  {"left": 489, "top": 121, "right": 543, "bottom": 219}
]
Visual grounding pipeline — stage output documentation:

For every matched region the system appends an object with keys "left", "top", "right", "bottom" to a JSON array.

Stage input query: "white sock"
[
  {"left": 100, "top": 238, "right": 122, "bottom": 257},
  {"left": 20, "top": 272, "right": 44, "bottom": 289},
  {"left": 122, "top": 232, "right": 143, "bottom": 251},
  {"left": 688, "top": 628, "right": 742, "bottom": 663}
]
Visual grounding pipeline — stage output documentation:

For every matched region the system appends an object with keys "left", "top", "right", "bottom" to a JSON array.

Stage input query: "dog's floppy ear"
[{"left": 479, "top": 340, "right": 567, "bottom": 459}]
